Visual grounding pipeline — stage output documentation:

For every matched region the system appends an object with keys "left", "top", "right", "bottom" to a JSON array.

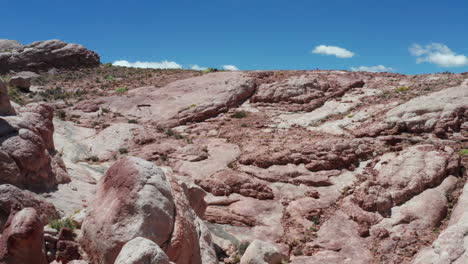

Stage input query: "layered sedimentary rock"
[{"left": 0, "top": 39, "right": 100, "bottom": 73}]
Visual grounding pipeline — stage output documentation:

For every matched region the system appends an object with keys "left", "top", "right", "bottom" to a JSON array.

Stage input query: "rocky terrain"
[{"left": 0, "top": 39, "right": 467, "bottom": 264}]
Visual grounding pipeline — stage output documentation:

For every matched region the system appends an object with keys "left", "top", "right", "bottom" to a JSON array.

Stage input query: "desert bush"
[
  {"left": 460, "top": 149, "right": 468, "bottom": 156},
  {"left": 115, "top": 87, "right": 128, "bottom": 93},
  {"left": 395, "top": 86, "right": 409, "bottom": 93},
  {"left": 231, "top": 111, "right": 248, "bottom": 118},
  {"left": 49, "top": 217, "right": 77, "bottom": 231},
  {"left": 119, "top": 148, "right": 128, "bottom": 154}
]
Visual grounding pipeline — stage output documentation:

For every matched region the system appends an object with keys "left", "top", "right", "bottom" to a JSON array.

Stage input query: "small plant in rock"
[
  {"left": 166, "top": 128, "right": 175, "bottom": 137},
  {"left": 104, "top": 62, "right": 113, "bottom": 67},
  {"left": 57, "top": 109, "right": 67, "bottom": 120},
  {"left": 128, "top": 119, "right": 138, "bottom": 124},
  {"left": 119, "top": 148, "right": 128, "bottom": 154},
  {"left": 231, "top": 111, "right": 248, "bottom": 119},
  {"left": 160, "top": 154, "right": 168, "bottom": 161},
  {"left": 395, "top": 86, "right": 409, "bottom": 93},
  {"left": 105, "top": 74, "right": 115, "bottom": 81},
  {"left": 241, "top": 123, "right": 249, "bottom": 127},
  {"left": 115, "top": 87, "right": 128, "bottom": 93},
  {"left": 166, "top": 129, "right": 184, "bottom": 139},
  {"left": 238, "top": 241, "right": 250, "bottom": 256},
  {"left": 459, "top": 149, "right": 468, "bottom": 156},
  {"left": 346, "top": 114, "right": 354, "bottom": 118},
  {"left": 48, "top": 217, "right": 77, "bottom": 231},
  {"left": 7, "top": 86, "right": 24, "bottom": 105},
  {"left": 311, "top": 215, "right": 321, "bottom": 225},
  {"left": 87, "top": 156, "right": 99, "bottom": 162},
  {"left": 101, "top": 108, "right": 110, "bottom": 113}
]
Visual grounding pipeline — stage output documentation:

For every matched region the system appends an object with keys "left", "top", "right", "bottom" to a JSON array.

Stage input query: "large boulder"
[
  {"left": 0, "top": 207, "right": 48, "bottom": 264},
  {"left": 114, "top": 237, "right": 171, "bottom": 264},
  {"left": 0, "top": 78, "right": 14, "bottom": 116},
  {"left": 0, "top": 103, "right": 69, "bottom": 191},
  {"left": 0, "top": 39, "right": 100, "bottom": 73},
  {"left": 80, "top": 157, "right": 217, "bottom": 264},
  {"left": 80, "top": 157, "right": 176, "bottom": 264},
  {"left": 0, "top": 184, "right": 58, "bottom": 231}
]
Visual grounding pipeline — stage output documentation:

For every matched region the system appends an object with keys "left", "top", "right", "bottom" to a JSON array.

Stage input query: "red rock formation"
[{"left": 0, "top": 208, "right": 48, "bottom": 264}]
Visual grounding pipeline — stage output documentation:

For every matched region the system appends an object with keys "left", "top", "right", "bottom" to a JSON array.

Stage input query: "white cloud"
[
  {"left": 350, "top": 65, "right": 395, "bottom": 72},
  {"left": 112, "top": 60, "right": 182, "bottom": 69},
  {"left": 312, "top": 45, "right": 355, "bottom": 58},
  {"left": 190, "top": 65, "right": 207, "bottom": 71},
  {"left": 409, "top": 43, "right": 468, "bottom": 67},
  {"left": 223, "top": 65, "right": 239, "bottom": 71}
]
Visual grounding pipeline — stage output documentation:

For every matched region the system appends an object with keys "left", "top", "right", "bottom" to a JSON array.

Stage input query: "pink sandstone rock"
[
  {"left": 0, "top": 103, "right": 69, "bottom": 191},
  {"left": 80, "top": 157, "right": 175, "bottom": 264},
  {"left": 0, "top": 207, "right": 48, "bottom": 264}
]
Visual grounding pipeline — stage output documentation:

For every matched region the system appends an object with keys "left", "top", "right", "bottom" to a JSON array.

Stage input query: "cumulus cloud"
[
  {"left": 350, "top": 65, "right": 395, "bottom": 72},
  {"left": 409, "top": 43, "right": 468, "bottom": 67},
  {"left": 312, "top": 45, "right": 355, "bottom": 58},
  {"left": 223, "top": 65, "right": 239, "bottom": 71},
  {"left": 112, "top": 60, "right": 182, "bottom": 69},
  {"left": 190, "top": 65, "right": 207, "bottom": 71}
]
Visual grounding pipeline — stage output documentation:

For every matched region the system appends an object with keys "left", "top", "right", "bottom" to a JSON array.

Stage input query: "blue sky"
[{"left": 3, "top": 0, "right": 468, "bottom": 74}]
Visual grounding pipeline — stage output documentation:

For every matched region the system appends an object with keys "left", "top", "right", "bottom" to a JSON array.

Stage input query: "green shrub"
[
  {"left": 7, "top": 86, "right": 24, "bottom": 105},
  {"left": 39, "top": 87, "right": 70, "bottom": 100},
  {"left": 203, "top": 68, "right": 219, "bottom": 73},
  {"left": 231, "top": 111, "right": 248, "bottom": 119},
  {"left": 105, "top": 75, "right": 115, "bottom": 81},
  {"left": 48, "top": 217, "right": 77, "bottom": 231},
  {"left": 115, "top": 87, "right": 128, "bottom": 93},
  {"left": 87, "top": 156, "right": 99, "bottom": 162},
  {"left": 166, "top": 128, "right": 183, "bottom": 139},
  {"left": 128, "top": 119, "right": 138, "bottom": 124},
  {"left": 395, "top": 86, "right": 409, "bottom": 93},
  {"left": 460, "top": 149, "right": 468, "bottom": 156},
  {"left": 119, "top": 148, "right": 128, "bottom": 154},
  {"left": 104, "top": 62, "right": 113, "bottom": 67},
  {"left": 57, "top": 110, "right": 67, "bottom": 120},
  {"left": 238, "top": 242, "right": 250, "bottom": 256},
  {"left": 311, "top": 215, "right": 320, "bottom": 225}
]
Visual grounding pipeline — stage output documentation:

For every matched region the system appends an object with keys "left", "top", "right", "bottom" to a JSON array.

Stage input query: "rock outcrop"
[
  {"left": 413, "top": 179, "right": 468, "bottom": 264},
  {"left": 74, "top": 71, "right": 256, "bottom": 126},
  {"left": 0, "top": 207, "right": 48, "bottom": 264},
  {"left": 0, "top": 39, "right": 100, "bottom": 73},
  {"left": 0, "top": 103, "right": 69, "bottom": 191},
  {"left": 0, "top": 78, "right": 14, "bottom": 116}
]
